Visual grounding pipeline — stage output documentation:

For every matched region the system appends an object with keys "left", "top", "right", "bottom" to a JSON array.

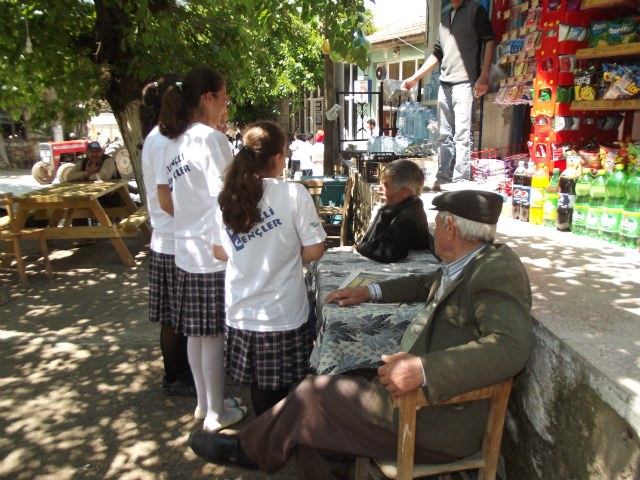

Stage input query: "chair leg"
[
  {"left": 39, "top": 232, "right": 54, "bottom": 279},
  {"left": 12, "top": 237, "right": 28, "bottom": 287}
]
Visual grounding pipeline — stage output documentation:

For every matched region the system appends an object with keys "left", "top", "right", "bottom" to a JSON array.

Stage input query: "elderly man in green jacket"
[{"left": 189, "top": 190, "right": 533, "bottom": 479}]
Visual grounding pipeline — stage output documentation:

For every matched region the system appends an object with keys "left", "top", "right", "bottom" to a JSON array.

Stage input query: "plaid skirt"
[
  {"left": 225, "top": 322, "right": 313, "bottom": 390},
  {"left": 148, "top": 250, "right": 176, "bottom": 326},
  {"left": 173, "top": 267, "right": 225, "bottom": 337}
]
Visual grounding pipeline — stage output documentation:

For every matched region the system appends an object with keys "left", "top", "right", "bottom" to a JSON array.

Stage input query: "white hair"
[{"left": 438, "top": 211, "right": 496, "bottom": 243}]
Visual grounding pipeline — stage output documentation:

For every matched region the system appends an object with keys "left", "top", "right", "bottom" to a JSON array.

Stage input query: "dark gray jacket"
[{"left": 433, "top": 0, "right": 495, "bottom": 84}]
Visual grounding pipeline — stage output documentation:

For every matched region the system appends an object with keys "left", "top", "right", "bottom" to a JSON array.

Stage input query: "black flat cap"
[{"left": 431, "top": 190, "right": 503, "bottom": 225}]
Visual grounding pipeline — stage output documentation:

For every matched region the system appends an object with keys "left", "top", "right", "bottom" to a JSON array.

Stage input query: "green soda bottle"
[
  {"left": 587, "top": 170, "right": 607, "bottom": 239},
  {"left": 543, "top": 168, "right": 561, "bottom": 227},
  {"left": 572, "top": 168, "right": 593, "bottom": 235},
  {"left": 620, "top": 173, "right": 640, "bottom": 248},
  {"left": 601, "top": 164, "right": 628, "bottom": 243}
]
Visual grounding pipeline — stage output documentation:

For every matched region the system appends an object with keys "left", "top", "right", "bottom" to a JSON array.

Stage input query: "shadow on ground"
[{"left": 0, "top": 235, "right": 296, "bottom": 479}]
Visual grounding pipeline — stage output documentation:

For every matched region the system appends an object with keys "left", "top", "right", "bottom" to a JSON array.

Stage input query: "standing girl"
[
  {"left": 159, "top": 66, "right": 245, "bottom": 431},
  {"left": 213, "top": 121, "right": 326, "bottom": 417},
  {"left": 140, "top": 73, "right": 195, "bottom": 396}
]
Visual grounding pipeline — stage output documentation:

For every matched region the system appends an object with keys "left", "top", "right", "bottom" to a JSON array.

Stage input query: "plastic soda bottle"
[
  {"left": 601, "top": 164, "right": 629, "bottom": 243},
  {"left": 587, "top": 170, "right": 607, "bottom": 238},
  {"left": 543, "top": 168, "right": 561, "bottom": 227},
  {"left": 556, "top": 163, "right": 577, "bottom": 231},
  {"left": 572, "top": 168, "right": 593, "bottom": 235},
  {"left": 512, "top": 160, "right": 527, "bottom": 220},
  {"left": 530, "top": 164, "right": 549, "bottom": 225},
  {"left": 620, "top": 173, "right": 640, "bottom": 248},
  {"left": 520, "top": 162, "right": 536, "bottom": 222}
]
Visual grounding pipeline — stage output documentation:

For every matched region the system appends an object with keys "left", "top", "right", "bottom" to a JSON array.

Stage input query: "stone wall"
[
  {"left": 503, "top": 320, "right": 640, "bottom": 479},
  {"left": 5, "top": 137, "right": 38, "bottom": 168}
]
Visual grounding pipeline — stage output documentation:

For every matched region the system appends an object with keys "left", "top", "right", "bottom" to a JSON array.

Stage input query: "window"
[
  {"left": 388, "top": 62, "right": 400, "bottom": 80},
  {"left": 402, "top": 60, "right": 416, "bottom": 80}
]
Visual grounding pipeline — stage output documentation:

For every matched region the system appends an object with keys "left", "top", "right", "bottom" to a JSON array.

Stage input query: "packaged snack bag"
[
  {"left": 574, "top": 66, "right": 598, "bottom": 100},
  {"left": 556, "top": 85, "right": 575, "bottom": 103},
  {"left": 609, "top": 18, "right": 637, "bottom": 44},
  {"left": 590, "top": 20, "right": 611, "bottom": 47},
  {"left": 602, "top": 65, "right": 640, "bottom": 99},
  {"left": 558, "top": 55, "right": 576, "bottom": 73}
]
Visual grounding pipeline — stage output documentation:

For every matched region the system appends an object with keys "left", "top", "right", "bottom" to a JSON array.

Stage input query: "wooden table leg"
[
  {"left": 116, "top": 185, "right": 151, "bottom": 242},
  {"left": 63, "top": 208, "right": 75, "bottom": 228},
  {"left": 1, "top": 209, "right": 30, "bottom": 268},
  {"left": 90, "top": 201, "right": 136, "bottom": 267},
  {"left": 47, "top": 208, "right": 64, "bottom": 248}
]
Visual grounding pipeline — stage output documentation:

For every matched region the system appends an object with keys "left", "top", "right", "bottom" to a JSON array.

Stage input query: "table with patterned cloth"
[{"left": 309, "top": 250, "right": 440, "bottom": 375}]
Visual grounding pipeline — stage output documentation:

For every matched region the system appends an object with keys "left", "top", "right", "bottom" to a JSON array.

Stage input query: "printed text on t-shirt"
[
  {"left": 166, "top": 153, "right": 192, "bottom": 191},
  {"left": 225, "top": 207, "right": 282, "bottom": 251}
]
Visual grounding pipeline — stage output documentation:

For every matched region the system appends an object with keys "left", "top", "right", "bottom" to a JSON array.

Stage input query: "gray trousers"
[
  {"left": 239, "top": 375, "right": 458, "bottom": 480},
  {"left": 436, "top": 82, "right": 476, "bottom": 183}
]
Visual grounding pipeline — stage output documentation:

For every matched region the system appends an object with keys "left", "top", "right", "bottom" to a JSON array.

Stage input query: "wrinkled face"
[
  {"left": 378, "top": 175, "right": 404, "bottom": 207},
  {"left": 86, "top": 149, "right": 102, "bottom": 165},
  {"left": 433, "top": 214, "right": 445, "bottom": 259}
]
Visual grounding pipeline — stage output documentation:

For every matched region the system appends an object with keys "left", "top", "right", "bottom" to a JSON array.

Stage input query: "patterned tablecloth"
[{"left": 310, "top": 250, "right": 441, "bottom": 375}]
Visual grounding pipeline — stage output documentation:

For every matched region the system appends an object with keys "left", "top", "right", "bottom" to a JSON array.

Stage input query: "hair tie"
[
  {"left": 175, "top": 82, "right": 183, "bottom": 91},
  {"left": 152, "top": 81, "right": 159, "bottom": 89},
  {"left": 242, "top": 145, "right": 255, "bottom": 158}
]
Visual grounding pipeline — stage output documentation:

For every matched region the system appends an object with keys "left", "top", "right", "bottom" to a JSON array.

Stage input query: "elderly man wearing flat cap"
[{"left": 188, "top": 190, "right": 533, "bottom": 480}]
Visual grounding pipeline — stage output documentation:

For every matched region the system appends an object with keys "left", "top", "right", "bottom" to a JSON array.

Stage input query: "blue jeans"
[{"left": 437, "top": 82, "right": 476, "bottom": 183}]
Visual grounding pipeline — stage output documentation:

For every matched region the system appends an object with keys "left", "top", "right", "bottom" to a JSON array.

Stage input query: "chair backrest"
[
  {"left": 298, "top": 180, "right": 324, "bottom": 216},
  {"left": 392, "top": 378, "right": 513, "bottom": 480},
  {"left": 0, "top": 193, "right": 17, "bottom": 231},
  {"left": 340, "top": 177, "right": 353, "bottom": 246}
]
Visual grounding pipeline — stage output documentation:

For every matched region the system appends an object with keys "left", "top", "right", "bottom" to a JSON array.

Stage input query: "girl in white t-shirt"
[
  {"left": 140, "top": 73, "right": 198, "bottom": 397},
  {"left": 213, "top": 121, "right": 326, "bottom": 416},
  {"left": 159, "top": 66, "right": 245, "bottom": 432}
]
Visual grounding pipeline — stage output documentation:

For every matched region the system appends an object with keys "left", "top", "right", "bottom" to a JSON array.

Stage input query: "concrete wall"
[
  {"left": 504, "top": 320, "right": 640, "bottom": 479},
  {"left": 5, "top": 137, "right": 38, "bottom": 168}
]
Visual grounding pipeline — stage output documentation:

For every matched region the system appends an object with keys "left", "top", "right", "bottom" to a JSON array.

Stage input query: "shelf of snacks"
[
  {"left": 575, "top": 43, "right": 640, "bottom": 59},
  {"left": 570, "top": 99, "right": 640, "bottom": 109},
  {"left": 580, "top": 0, "right": 639, "bottom": 11}
]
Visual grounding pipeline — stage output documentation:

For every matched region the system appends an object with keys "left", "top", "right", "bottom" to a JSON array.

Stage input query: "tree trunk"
[
  {"left": 0, "top": 135, "right": 10, "bottom": 167},
  {"left": 112, "top": 101, "right": 146, "bottom": 206},
  {"left": 323, "top": 53, "right": 336, "bottom": 176}
]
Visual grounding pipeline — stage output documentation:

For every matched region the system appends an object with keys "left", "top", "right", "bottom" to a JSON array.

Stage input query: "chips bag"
[
  {"left": 590, "top": 20, "right": 611, "bottom": 47},
  {"left": 574, "top": 67, "right": 598, "bottom": 100},
  {"left": 609, "top": 18, "right": 637, "bottom": 44}
]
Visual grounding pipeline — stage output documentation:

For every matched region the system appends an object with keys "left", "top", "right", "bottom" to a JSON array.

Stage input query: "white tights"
[{"left": 187, "top": 335, "right": 235, "bottom": 427}]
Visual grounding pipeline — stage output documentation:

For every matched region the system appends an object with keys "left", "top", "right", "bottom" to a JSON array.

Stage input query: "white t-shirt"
[
  {"left": 298, "top": 142, "right": 314, "bottom": 170},
  {"left": 312, "top": 142, "right": 324, "bottom": 176},
  {"left": 165, "top": 123, "right": 233, "bottom": 273},
  {"left": 290, "top": 139, "right": 304, "bottom": 160},
  {"left": 142, "top": 126, "right": 174, "bottom": 255},
  {"left": 213, "top": 178, "right": 327, "bottom": 332}
]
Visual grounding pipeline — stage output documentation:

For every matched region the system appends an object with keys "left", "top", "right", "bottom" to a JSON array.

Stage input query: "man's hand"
[
  {"left": 401, "top": 78, "right": 418, "bottom": 92},
  {"left": 378, "top": 352, "right": 424, "bottom": 397},
  {"left": 325, "top": 287, "right": 370, "bottom": 307},
  {"left": 473, "top": 72, "right": 489, "bottom": 98},
  {"left": 331, "top": 245, "right": 356, "bottom": 253},
  {"left": 84, "top": 165, "right": 100, "bottom": 179}
]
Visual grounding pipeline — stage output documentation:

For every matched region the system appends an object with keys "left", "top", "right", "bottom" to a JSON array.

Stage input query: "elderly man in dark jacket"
[
  {"left": 187, "top": 190, "right": 533, "bottom": 480},
  {"left": 337, "top": 160, "right": 431, "bottom": 263}
]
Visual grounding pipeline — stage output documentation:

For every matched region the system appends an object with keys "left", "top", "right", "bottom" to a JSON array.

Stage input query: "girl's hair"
[
  {"left": 159, "top": 66, "right": 225, "bottom": 139},
  {"left": 219, "top": 121, "right": 285, "bottom": 234},
  {"left": 139, "top": 73, "right": 182, "bottom": 140}
]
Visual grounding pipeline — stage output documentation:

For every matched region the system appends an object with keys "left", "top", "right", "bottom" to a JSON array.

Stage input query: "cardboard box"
[{"left": 407, "top": 157, "right": 439, "bottom": 187}]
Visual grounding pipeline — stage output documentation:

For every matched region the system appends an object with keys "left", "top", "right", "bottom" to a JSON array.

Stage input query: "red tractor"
[{"left": 31, "top": 139, "right": 132, "bottom": 184}]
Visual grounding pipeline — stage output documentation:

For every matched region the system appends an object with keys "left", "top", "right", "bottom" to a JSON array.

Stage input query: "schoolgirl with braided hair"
[
  {"left": 159, "top": 66, "right": 245, "bottom": 432},
  {"left": 214, "top": 121, "right": 326, "bottom": 416}
]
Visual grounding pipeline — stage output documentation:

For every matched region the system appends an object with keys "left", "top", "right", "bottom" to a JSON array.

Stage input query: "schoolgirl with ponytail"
[
  {"left": 159, "top": 66, "right": 245, "bottom": 432},
  {"left": 140, "top": 73, "right": 199, "bottom": 397},
  {"left": 213, "top": 121, "right": 326, "bottom": 416}
]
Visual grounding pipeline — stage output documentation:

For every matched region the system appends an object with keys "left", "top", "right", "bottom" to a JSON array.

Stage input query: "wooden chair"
[
  {"left": 356, "top": 378, "right": 513, "bottom": 480},
  {"left": 299, "top": 177, "right": 352, "bottom": 247},
  {"left": 0, "top": 193, "right": 54, "bottom": 287}
]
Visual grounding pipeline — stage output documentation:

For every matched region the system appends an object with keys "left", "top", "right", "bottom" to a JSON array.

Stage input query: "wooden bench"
[{"left": 117, "top": 205, "right": 149, "bottom": 232}]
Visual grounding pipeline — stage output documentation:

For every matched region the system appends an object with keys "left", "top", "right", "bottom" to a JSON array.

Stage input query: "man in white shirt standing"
[
  {"left": 289, "top": 133, "right": 305, "bottom": 179},
  {"left": 297, "top": 133, "right": 314, "bottom": 176}
]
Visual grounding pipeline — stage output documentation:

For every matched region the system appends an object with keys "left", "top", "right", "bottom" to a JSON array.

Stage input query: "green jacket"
[{"left": 365, "top": 243, "right": 532, "bottom": 458}]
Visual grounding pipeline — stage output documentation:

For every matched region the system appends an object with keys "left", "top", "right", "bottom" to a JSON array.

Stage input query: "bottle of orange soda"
[{"left": 530, "top": 164, "right": 549, "bottom": 225}]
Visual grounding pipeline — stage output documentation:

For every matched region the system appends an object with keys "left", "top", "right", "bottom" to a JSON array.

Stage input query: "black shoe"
[
  {"left": 162, "top": 376, "right": 196, "bottom": 397},
  {"left": 188, "top": 431, "right": 260, "bottom": 470}
]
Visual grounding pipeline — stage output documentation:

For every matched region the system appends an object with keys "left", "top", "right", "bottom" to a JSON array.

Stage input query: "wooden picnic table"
[{"left": 3, "top": 179, "right": 150, "bottom": 267}]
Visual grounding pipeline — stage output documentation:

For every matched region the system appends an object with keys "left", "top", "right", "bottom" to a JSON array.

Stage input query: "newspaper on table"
[{"left": 338, "top": 270, "right": 413, "bottom": 307}]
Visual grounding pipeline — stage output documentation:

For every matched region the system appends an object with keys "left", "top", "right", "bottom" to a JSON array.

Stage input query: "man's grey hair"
[
  {"left": 438, "top": 210, "right": 496, "bottom": 243},
  {"left": 382, "top": 160, "right": 424, "bottom": 198}
]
